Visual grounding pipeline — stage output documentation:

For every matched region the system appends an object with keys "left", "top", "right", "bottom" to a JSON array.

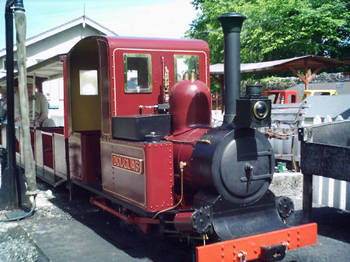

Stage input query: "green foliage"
[
  {"left": 184, "top": 56, "right": 199, "bottom": 75},
  {"left": 210, "top": 76, "right": 222, "bottom": 93},
  {"left": 241, "top": 76, "right": 298, "bottom": 95},
  {"left": 187, "top": 0, "right": 350, "bottom": 64}
]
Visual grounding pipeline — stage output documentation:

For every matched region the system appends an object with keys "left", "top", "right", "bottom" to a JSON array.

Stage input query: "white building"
[{"left": 0, "top": 16, "right": 117, "bottom": 125}]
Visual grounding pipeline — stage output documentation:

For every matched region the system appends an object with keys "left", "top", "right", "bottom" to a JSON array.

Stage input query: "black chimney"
[{"left": 217, "top": 12, "right": 246, "bottom": 125}]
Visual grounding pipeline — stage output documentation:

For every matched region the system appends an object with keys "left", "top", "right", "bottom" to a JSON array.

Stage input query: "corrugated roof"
[
  {"left": 0, "top": 15, "right": 118, "bottom": 56},
  {"left": 0, "top": 54, "right": 65, "bottom": 87}
]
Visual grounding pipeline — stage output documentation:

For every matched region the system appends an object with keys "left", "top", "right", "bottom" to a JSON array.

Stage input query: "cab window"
[
  {"left": 174, "top": 55, "right": 199, "bottom": 82},
  {"left": 123, "top": 53, "right": 152, "bottom": 93},
  {"left": 79, "top": 70, "right": 98, "bottom": 95}
]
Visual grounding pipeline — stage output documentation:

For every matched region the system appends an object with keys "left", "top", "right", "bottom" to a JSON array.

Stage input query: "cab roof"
[{"left": 69, "top": 35, "right": 209, "bottom": 55}]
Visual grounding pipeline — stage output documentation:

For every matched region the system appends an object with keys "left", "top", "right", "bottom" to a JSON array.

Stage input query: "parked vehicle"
[
  {"left": 301, "top": 89, "right": 338, "bottom": 100},
  {"left": 264, "top": 90, "right": 297, "bottom": 104}
]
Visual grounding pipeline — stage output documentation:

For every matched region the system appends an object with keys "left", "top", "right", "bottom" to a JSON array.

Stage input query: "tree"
[{"left": 187, "top": 0, "right": 350, "bottom": 64}]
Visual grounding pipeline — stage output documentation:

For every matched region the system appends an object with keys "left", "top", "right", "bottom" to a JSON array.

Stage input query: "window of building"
[
  {"left": 174, "top": 55, "right": 199, "bottom": 82},
  {"left": 124, "top": 53, "right": 152, "bottom": 93}
]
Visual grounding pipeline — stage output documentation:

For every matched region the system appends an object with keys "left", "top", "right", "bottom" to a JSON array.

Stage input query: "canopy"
[
  {"left": 0, "top": 54, "right": 65, "bottom": 91},
  {"left": 210, "top": 55, "right": 342, "bottom": 75},
  {"left": 210, "top": 55, "right": 343, "bottom": 110}
]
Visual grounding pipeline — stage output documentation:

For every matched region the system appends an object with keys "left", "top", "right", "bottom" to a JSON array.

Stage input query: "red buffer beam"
[{"left": 196, "top": 223, "right": 317, "bottom": 262}]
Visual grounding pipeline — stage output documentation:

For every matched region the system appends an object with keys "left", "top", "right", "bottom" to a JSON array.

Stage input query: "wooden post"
[
  {"left": 219, "top": 75, "right": 224, "bottom": 112},
  {"left": 211, "top": 74, "right": 225, "bottom": 112},
  {"left": 288, "top": 66, "right": 324, "bottom": 91}
]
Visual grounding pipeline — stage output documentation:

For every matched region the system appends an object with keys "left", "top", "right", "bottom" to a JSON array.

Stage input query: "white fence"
[
  {"left": 309, "top": 116, "right": 350, "bottom": 211},
  {"left": 268, "top": 97, "right": 350, "bottom": 211},
  {"left": 313, "top": 176, "right": 350, "bottom": 210}
]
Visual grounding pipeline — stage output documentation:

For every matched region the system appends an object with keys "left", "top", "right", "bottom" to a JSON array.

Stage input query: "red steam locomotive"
[{"left": 6, "top": 12, "right": 317, "bottom": 262}]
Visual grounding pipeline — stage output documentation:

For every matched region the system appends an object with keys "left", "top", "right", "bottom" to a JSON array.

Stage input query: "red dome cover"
[{"left": 169, "top": 80, "right": 211, "bottom": 134}]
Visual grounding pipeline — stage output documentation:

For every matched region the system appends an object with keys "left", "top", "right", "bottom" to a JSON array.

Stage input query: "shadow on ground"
[
  {"left": 23, "top": 181, "right": 350, "bottom": 262},
  {"left": 37, "top": 182, "right": 193, "bottom": 262},
  {"left": 312, "top": 207, "right": 350, "bottom": 244}
]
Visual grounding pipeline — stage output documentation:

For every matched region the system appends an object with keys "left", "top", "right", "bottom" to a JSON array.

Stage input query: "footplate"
[{"left": 196, "top": 223, "right": 317, "bottom": 262}]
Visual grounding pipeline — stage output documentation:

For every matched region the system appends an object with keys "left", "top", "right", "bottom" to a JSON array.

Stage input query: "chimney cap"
[
  {"left": 217, "top": 12, "right": 246, "bottom": 33},
  {"left": 218, "top": 12, "right": 246, "bottom": 20}
]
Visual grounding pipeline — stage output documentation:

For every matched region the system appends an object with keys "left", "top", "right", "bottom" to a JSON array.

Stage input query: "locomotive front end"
[
  {"left": 168, "top": 12, "right": 317, "bottom": 261},
  {"left": 170, "top": 13, "right": 276, "bottom": 209}
]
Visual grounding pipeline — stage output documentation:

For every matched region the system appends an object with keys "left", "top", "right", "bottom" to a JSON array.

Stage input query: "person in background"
[{"left": 15, "top": 84, "right": 55, "bottom": 127}]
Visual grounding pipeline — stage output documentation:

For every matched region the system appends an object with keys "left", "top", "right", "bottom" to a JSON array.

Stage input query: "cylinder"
[
  {"left": 246, "top": 85, "right": 263, "bottom": 98},
  {"left": 217, "top": 12, "right": 246, "bottom": 125},
  {"left": 173, "top": 212, "right": 194, "bottom": 232}
]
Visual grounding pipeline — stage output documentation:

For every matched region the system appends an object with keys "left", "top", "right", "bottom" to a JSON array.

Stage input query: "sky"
[{"left": 0, "top": 0, "right": 199, "bottom": 49}]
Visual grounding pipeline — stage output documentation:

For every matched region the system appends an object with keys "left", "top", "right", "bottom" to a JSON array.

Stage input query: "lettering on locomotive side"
[{"left": 112, "top": 153, "right": 144, "bottom": 175}]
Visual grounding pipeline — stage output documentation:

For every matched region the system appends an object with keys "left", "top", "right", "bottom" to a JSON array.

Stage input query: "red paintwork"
[
  {"left": 39, "top": 128, "right": 64, "bottom": 169},
  {"left": 196, "top": 223, "right": 317, "bottom": 262},
  {"left": 101, "top": 139, "right": 174, "bottom": 212},
  {"left": 168, "top": 80, "right": 211, "bottom": 196},
  {"left": 173, "top": 212, "right": 194, "bottom": 232},
  {"left": 42, "top": 132, "right": 53, "bottom": 168},
  {"left": 90, "top": 196, "right": 132, "bottom": 223},
  {"left": 69, "top": 131, "right": 101, "bottom": 184},
  {"left": 264, "top": 90, "right": 297, "bottom": 104},
  {"left": 167, "top": 128, "right": 209, "bottom": 187},
  {"left": 169, "top": 80, "right": 211, "bottom": 135},
  {"left": 15, "top": 136, "right": 19, "bottom": 153},
  {"left": 61, "top": 55, "right": 68, "bottom": 139},
  {"left": 68, "top": 36, "right": 210, "bottom": 118},
  {"left": 144, "top": 141, "right": 174, "bottom": 212},
  {"left": 90, "top": 196, "right": 159, "bottom": 233},
  {"left": 101, "top": 140, "right": 146, "bottom": 207},
  {"left": 109, "top": 38, "right": 209, "bottom": 117}
]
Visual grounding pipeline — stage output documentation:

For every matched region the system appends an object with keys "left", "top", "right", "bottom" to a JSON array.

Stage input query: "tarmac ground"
[{"left": 0, "top": 174, "right": 350, "bottom": 262}]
